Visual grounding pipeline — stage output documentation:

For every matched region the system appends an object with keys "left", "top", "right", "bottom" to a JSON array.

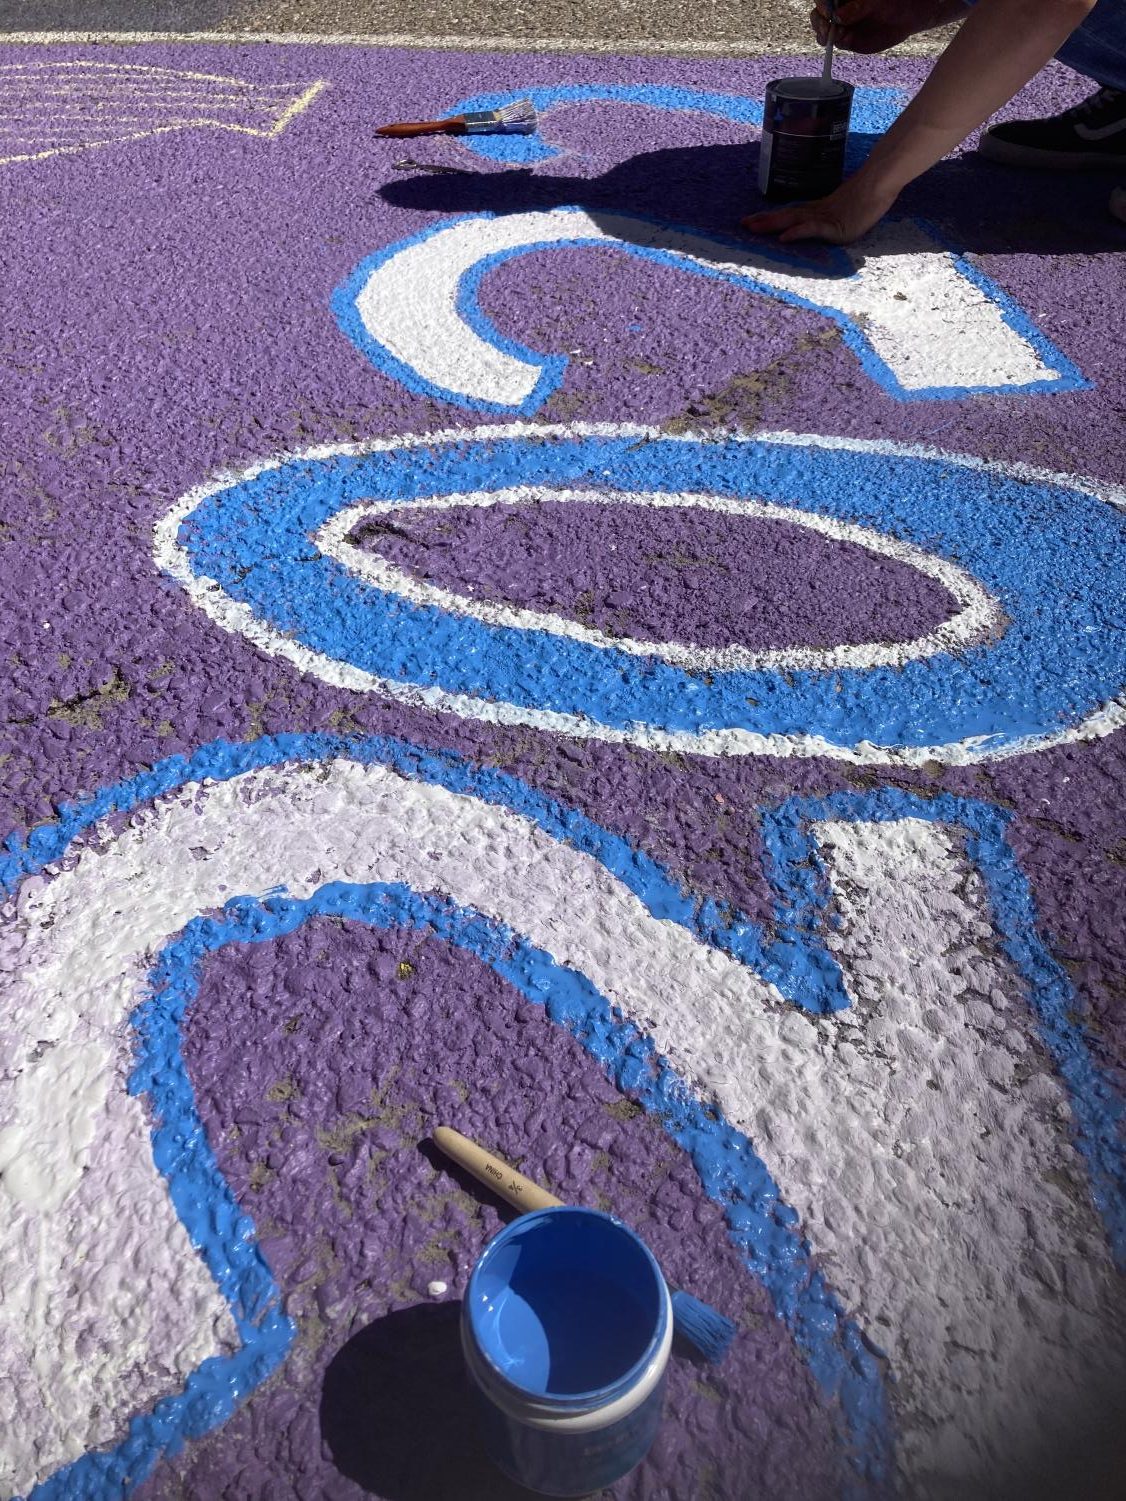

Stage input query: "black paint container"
[{"left": 758, "top": 78, "right": 854, "bottom": 201}]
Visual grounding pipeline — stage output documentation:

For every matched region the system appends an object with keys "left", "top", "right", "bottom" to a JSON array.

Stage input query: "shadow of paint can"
[
  {"left": 462, "top": 1207, "right": 673, "bottom": 1497},
  {"left": 759, "top": 77, "right": 855, "bottom": 201}
]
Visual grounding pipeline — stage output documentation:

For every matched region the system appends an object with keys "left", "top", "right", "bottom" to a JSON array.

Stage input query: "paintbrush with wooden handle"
[
  {"left": 433, "top": 1125, "right": 736, "bottom": 1364},
  {"left": 822, "top": 0, "right": 837, "bottom": 81},
  {"left": 376, "top": 99, "right": 537, "bottom": 139}
]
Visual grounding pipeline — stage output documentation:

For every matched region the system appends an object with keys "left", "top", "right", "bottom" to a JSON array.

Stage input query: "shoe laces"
[{"left": 1062, "top": 87, "right": 1124, "bottom": 124}]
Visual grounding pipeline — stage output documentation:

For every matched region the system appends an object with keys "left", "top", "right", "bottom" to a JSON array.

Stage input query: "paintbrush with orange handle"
[{"left": 376, "top": 99, "right": 537, "bottom": 139}]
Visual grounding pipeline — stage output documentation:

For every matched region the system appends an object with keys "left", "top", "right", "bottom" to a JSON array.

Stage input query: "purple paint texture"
[
  {"left": 0, "top": 38, "right": 1124, "bottom": 1497},
  {"left": 133, "top": 922, "right": 846, "bottom": 1500},
  {"left": 358, "top": 499, "right": 955, "bottom": 650}
]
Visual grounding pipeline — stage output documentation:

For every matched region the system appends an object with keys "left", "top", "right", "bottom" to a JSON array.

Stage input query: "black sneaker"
[{"left": 980, "top": 87, "right": 1126, "bottom": 169}]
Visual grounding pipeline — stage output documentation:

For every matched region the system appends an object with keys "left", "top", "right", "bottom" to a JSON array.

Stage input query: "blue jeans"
[
  {"left": 1056, "top": 0, "right": 1126, "bottom": 91},
  {"left": 963, "top": 0, "right": 1126, "bottom": 91}
]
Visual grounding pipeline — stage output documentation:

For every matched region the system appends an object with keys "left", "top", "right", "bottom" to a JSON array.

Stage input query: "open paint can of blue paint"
[
  {"left": 462, "top": 1206, "right": 673, "bottom": 1496},
  {"left": 759, "top": 77, "right": 855, "bottom": 201}
]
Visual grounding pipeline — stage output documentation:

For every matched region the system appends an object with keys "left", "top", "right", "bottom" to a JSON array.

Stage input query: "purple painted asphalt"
[
  {"left": 143, "top": 921, "right": 844, "bottom": 1499},
  {"left": 1, "top": 39, "right": 1124, "bottom": 1499},
  {"left": 362, "top": 500, "right": 956, "bottom": 650}
]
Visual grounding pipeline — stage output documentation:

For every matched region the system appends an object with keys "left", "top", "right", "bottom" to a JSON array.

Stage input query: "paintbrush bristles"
[
  {"left": 670, "top": 1291, "right": 737, "bottom": 1364},
  {"left": 462, "top": 99, "right": 538, "bottom": 136},
  {"left": 498, "top": 98, "right": 537, "bottom": 125},
  {"left": 377, "top": 99, "right": 538, "bottom": 139}
]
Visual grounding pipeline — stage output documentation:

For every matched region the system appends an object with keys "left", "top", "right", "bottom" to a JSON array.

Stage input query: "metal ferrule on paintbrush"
[{"left": 376, "top": 98, "right": 537, "bottom": 139}]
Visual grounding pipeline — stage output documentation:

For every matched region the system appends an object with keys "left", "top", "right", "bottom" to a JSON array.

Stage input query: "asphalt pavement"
[{"left": 2, "top": 0, "right": 954, "bottom": 53}]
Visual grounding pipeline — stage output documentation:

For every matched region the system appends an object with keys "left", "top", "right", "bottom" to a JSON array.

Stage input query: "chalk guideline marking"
[{"left": 0, "top": 60, "right": 326, "bottom": 166}]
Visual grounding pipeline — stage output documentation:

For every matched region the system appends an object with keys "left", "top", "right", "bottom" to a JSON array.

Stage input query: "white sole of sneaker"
[{"left": 979, "top": 134, "right": 1126, "bottom": 170}]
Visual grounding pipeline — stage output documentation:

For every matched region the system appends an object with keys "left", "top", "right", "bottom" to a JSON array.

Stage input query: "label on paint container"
[
  {"left": 472, "top": 1371, "right": 669, "bottom": 1497},
  {"left": 759, "top": 77, "right": 854, "bottom": 201},
  {"left": 758, "top": 126, "right": 774, "bottom": 186}
]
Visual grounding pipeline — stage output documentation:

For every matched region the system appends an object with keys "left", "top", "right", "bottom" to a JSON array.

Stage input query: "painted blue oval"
[{"left": 173, "top": 431, "right": 1126, "bottom": 756}]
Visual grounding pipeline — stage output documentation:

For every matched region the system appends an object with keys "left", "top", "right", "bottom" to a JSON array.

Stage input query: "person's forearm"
[
  {"left": 917, "top": 0, "right": 975, "bottom": 31},
  {"left": 855, "top": 0, "right": 1097, "bottom": 195}
]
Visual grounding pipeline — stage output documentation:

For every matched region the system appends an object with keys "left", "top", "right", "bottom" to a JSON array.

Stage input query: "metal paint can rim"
[{"left": 765, "top": 75, "right": 855, "bottom": 105}]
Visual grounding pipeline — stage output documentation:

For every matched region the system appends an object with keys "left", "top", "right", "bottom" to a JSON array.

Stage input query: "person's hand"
[
  {"left": 741, "top": 174, "right": 899, "bottom": 244},
  {"left": 811, "top": 0, "right": 929, "bottom": 53}
]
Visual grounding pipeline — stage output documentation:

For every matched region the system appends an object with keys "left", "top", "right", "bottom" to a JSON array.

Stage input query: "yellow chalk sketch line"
[
  {"left": 0, "top": 126, "right": 189, "bottom": 165},
  {"left": 0, "top": 102, "right": 309, "bottom": 118},
  {"left": 0, "top": 89, "right": 305, "bottom": 101},
  {"left": 0, "top": 72, "right": 327, "bottom": 164},
  {"left": 264, "top": 78, "right": 327, "bottom": 137},
  {"left": 0, "top": 59, "right": 306, "bottom": 85}
]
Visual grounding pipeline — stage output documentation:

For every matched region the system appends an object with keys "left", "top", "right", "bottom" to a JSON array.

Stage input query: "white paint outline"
[
  {"left": 154, "top": 422, "right": 1126, "bottom": 766},
  {"left": 5, "top": 756, "right": 1125, "bottom": 1496},
  {"left": 318, "top": 485, "right": 1001, "bottom": 673},
  {"left": 0, "top": 31, "right": 951, "bottom": 57}
]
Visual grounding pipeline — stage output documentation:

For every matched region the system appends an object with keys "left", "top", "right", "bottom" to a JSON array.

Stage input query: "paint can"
[
  {"left": 758, "top": 77, "right": 855, "bottom": 201},
  {"left": 461, "top": 1206, "right": 673, "bottom": 1497}
]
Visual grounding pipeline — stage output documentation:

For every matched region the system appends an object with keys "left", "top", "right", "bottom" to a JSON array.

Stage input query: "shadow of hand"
[{"left": 377, "top": 136, "right": 1125, "bottom": 257}]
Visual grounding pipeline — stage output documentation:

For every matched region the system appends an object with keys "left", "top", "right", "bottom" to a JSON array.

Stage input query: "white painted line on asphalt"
[{"left": 0, "top": 29, "right": 948, "bottom": 56}]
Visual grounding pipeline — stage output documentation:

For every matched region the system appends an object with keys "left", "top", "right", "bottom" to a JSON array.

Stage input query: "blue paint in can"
[
  {"left": 462, "top": 1207, "right": 674, "bottom": 1496},
  {"left": 759, "top": 77, "right": 855, "bottom": 200}
]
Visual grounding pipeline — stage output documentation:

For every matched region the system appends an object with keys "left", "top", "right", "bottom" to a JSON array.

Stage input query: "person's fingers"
[
  {"left": 741, "top": 207, "right": 804, "bottom": 234},
  {"left": 812, "top": 0, "right": 834, "bottom": 16},
  {"left": 825, "top": 21, "right": 879, "bottom": 54},
  {"left": 778, "top": 216, "right": 844, "bottom": 243},
  {"left": 834, "top": 1, "right": 868, "bottom": 23},
  {"left": 812, "top": 15, "right": 831, "bottom": 42}
]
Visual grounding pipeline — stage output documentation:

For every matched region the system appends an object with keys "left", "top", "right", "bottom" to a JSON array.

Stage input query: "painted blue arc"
[
  {"left": 174, "top": 432, "right": 1126, "bottom": 757},
  {"left": 443, "top": 81, "right": 906, "bottom": 165},
  {"left": 760, "top": 788, "right": 1126, "bottom": 1267},
  {"left": 332, "top": 208, "right": 1086, "bottom": 409},
  {"left": 7, "top": 735, "right": 1122, "bottom": 1494}
]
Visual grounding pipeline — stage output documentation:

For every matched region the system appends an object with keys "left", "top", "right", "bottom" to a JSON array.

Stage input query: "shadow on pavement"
[
  {"left": 320, "top": 1300, "right": 538, "bottom": 1500},
  {"left": 378, "top": 136, "right": 1126, "bottom": 259}
]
